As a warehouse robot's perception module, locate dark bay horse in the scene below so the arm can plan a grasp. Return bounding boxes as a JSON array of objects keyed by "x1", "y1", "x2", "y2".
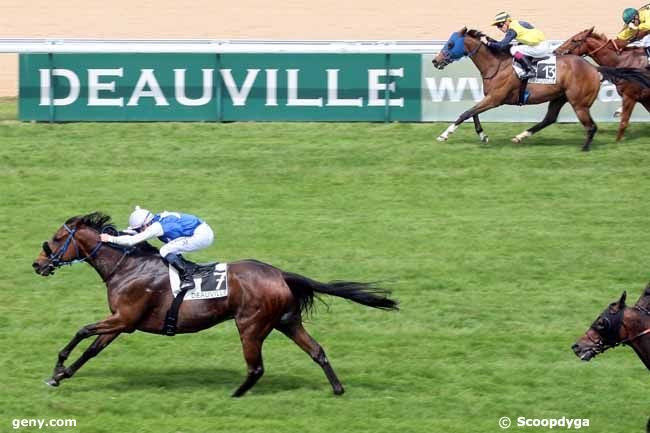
[
  {"x1": 572, "y1": 286, "x2": 650, "y2": 371},
  {"x1": 32, "y1": 213, "x2": 398, "y2": 397},
  {"x1": 555, "y1": 28, "x2": 650, "y2": 141}
]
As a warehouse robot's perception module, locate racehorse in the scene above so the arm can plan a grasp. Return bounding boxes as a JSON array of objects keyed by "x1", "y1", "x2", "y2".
[
  {"x1": 572, "y1": 286, "x2": 650, "y2": 371},
  {"x1": 32, "y1": 212, "x2": 398, "y2": 397},
  {"x1": 555, "y1": 28, "x2": 650, "y2": 141},
  {"x1": 431, "y1": 28, "x2": 650, "y2": 151}
]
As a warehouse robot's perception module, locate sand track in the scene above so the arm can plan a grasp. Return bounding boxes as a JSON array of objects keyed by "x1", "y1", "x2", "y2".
[{"x1": 0, "y1": 0, "x2": 627, "y2": 96}]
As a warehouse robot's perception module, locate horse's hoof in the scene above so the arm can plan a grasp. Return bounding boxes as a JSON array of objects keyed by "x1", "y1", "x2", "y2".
[
  {"x1": 481, "y1": 136, "x2": 489, "y2": 144},
  {"x1": 44, "y1": 378, "x2": 60, "y2": 387},
  {"x1": 511, "y1": 137, "x2": 521, "y2": 144},
  {"x1": 436, "y1": 136, "x2": 447, "y2": 142},
  {"x1": 333, "y1": 386, "x2": 345, "y2": 396},
  {"x1": 581, "y1": 147, "x2": 590, "y2": 152}
]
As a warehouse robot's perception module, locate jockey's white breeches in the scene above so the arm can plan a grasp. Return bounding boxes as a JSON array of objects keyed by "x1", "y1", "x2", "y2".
[
  {"x1": 510, "y1": 40, "x2": 553, "y2": 58},
  {"x1": 159, "y1": 222, "x2": 214, "y2": 257}
]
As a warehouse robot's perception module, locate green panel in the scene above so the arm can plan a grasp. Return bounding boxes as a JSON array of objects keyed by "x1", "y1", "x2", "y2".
[
  {"x1": 20, "y1": 54, "x2": 220, "y2": 121},
  {"x1": 19, "y1": 53, "x2": 421, "y2": 122},
  {"x1": 218, "y1": 54, "x2": 420, "y2": 121}
]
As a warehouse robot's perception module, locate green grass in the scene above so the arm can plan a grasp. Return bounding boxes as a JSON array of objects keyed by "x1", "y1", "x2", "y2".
[{"x1": 2, "y1": 101, "x2": 650, "y2": 433}]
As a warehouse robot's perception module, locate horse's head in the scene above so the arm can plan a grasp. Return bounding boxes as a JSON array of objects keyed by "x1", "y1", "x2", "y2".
[
  {"x1": 32, "y1": 212, "x2": 113, "y2": 276},
  {"x1": 571, "y1": 291, "x2": 628, "y2": 362},
  {"x1": 432, "y1": 27, "x2": 481, "y2": 69},
  {"x1": 554, "y1": 27, "x2": 597, "y2": 56}
]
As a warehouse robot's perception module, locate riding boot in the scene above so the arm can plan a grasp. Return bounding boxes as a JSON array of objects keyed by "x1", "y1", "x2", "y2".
[
  {"x1": 164, "y1": 253, "x2": 195, "y2": 291},
  {"x1": 516, "y1": 56, "x2": 537, "y2": 79}
]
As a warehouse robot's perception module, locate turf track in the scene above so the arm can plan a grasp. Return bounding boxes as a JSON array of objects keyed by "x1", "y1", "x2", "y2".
[{"x1": 2, "y1": 100, "x2": 649, "y2": 433}]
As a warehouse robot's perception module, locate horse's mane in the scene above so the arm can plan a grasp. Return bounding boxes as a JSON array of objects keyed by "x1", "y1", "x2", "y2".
[
  {"x1": 67, "y1": 211, "x2": 161, "y2": 257},
  {"x1": 635, "y1": 282, "x2": 650, "y2": 309},
  {"x1": 66, "y1": 212, "x2": 112, "y2": 231}
]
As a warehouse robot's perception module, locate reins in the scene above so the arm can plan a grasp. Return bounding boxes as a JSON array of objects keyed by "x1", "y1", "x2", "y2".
[
  {"x1": 43, "y1": 223, "x2": 134, "y2": 281},
  {"x1": 588, "y1": 38, "x2": 623, "y2": 57},
  {"x1": 43, "y1": 224, "x2": 103, "y2": 268}
]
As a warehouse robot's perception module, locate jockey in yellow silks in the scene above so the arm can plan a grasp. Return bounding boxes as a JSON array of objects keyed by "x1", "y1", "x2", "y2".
[
  {"x1": 617, "y1": 6, "x2": 650, "y2": 62},
  {"x1": 487, "y1": 12, "x2": 552, "y2": 79}
]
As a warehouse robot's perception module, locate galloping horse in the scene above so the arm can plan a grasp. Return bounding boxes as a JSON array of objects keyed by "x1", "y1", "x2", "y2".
[
  {"x1": 555, "y1": 28, "x2": 650, "y2": 141},
  {"x1": 432, "y1": 27, "x2": 601, "y2": 151},
  {"x1": 32, "y1": 213, "x2": 398, "y2": 397},
  {"x1": 572, "y1": 286, "x2": 650, "y2": 371}
]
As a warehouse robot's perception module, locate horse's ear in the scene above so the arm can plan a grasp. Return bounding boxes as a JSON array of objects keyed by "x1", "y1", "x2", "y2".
[
  {"x1": 619, "y1": 291, "x2": 627, "y2": 308},
  {"x1": 587, "y1": 26, "x2": 595, "y2": 35},
  {"x1": 644, "y1": 281, "x2": 650, "y2": 295},
  {"x1": 459, "y1": 27, "x2": 467, "y2": 36}
]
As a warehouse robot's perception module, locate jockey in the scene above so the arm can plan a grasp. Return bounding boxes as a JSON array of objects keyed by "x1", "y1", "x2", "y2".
[
  {"x1": 487, "y1": 12, "x2": 552, "y2": 79},
  {"x1": 617, "y1": 6, "x2": 650, "y2": 62},
  {"x1": 100, "y1": 206, "x2": 214, "y2": 291}
]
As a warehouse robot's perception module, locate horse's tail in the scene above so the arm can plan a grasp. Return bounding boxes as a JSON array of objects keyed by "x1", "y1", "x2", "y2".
[
  {"x1": 282, "y1": 271, "x2": 398, "y2": 315},
  {"x1": 598, "y1": 66, "x2": 650, "y2": 88}
]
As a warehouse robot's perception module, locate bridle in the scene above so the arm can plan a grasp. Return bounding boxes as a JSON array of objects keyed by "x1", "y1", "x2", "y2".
[
  {"x1": 42, "y1": 224, "x2": 103, "y2": 269},
  {"x1": 562, "y1": 33, "x2": 623, "y2": 57},
  {"x1": 437, "y1": 36, "x2": 483, "y2": 66},
  {"x1": 588, "y1": 38, "x2": 622, "y2": 57},
  {"x1": 588, "y1": 304, "x2": 650, "y2": 353}
]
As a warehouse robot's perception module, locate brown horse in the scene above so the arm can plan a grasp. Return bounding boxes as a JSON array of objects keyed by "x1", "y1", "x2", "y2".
[
  {"x1": 32, "y1": 212, "x2": 398, "y2": 397},
  {"x1": 572, "y1": 286, "x2": 650, "y2": 371},
  {"x1": 431, "y1": 27, "x2": 602, "y2": 151},
  {"x1": 555, "y1": 28, "x2": 650, "y2": 141}
]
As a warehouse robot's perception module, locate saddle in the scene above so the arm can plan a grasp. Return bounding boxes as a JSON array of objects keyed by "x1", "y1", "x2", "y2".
[
  {"x1": 179, "y1": 256, "x2": 219, "y2": 280},
  {"x1": 163, "y1": 257, "x2": 224, "y2": 337}
]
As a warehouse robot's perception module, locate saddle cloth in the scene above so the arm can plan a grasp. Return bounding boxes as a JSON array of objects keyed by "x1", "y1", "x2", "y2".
[
  {"x1": 169, "y1": 262, "x2": 228, "y2": 300},
  {"x1": 513, "y1": 56, "x2": 557, "y2": 84}
]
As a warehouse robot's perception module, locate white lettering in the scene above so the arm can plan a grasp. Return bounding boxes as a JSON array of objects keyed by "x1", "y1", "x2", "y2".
[
  {"x1": 88, "y1": 68, "x2": 124, "y2": 106},
  {"x1": 265, "y1": 69, "x2": 278, "y2": 106},
  {"x1": 425, "y1": 77, "x2": 483, "y2": 102},
  {"x1": 220, "y1": 69, "x2": 259, "y2": 106},
  {"x1": 287, "y1": 69, "x2": 323, "y2": 106},
  {"x1": 174, "y1": 69, "x2": 213, "y2": 106},
  {"x1": 368, "y1": 68, "x2": 404, "y2": 107},
  {"x1": 326, "y1": 69, "x2": 362, "y2": 107},
  {"x1": 39, "y1": 69, "x2": 80, "y2": 106},
  {"x1": 127, "y1": 69, "x2": 169, "y2": 106}
]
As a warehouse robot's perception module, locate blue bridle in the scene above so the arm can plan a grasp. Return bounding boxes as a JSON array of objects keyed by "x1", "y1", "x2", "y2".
[
  {"x1": 42, "y1": 223, "x2": 103, "y2": 268},
  {"x1": 439, "y1": 31, "x2": 482, "y2": 64}
]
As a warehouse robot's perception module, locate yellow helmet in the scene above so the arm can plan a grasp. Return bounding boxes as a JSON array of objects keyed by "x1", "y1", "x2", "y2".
[{"x1": 491, "y1": 11, "x2": 512, "y2": 26}]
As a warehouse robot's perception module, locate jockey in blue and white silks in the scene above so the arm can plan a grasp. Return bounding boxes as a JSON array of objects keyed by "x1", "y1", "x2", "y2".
[{"x1": 100, "y1": 206, "x2": 214, "y2": 290}]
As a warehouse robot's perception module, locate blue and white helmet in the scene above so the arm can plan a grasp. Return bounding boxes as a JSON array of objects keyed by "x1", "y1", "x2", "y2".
[{"x1": 127, "y1": 206, "x2": 153, "y2": 231}]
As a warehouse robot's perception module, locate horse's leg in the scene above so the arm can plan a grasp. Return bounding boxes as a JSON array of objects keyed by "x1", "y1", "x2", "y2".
[
  {"x1": 46, "y1": 314, "x2": 132, "y2": 386},
  {"x1": 232, "y1": 316, "x2": 276, "y2": 397},
  {"x1": 436, "y1": 97, "x2": 499, "y2": 142},
  {"x1": 570, "y1": 105, "x2": 598, "y2": 152},
  {"x1": 232, "y1": 336, "x2": 265, "y2": 397},
  {"x1": 512, "y1": 96, "x2": 567, "y2": 143},
  {"x1": 616, "y1": 94, "x2": 637, "y2": 141},
  {"x1": 46, "y1": 333, "x2": 119, "y2": 386},
  {"x1": 277, "y1": 321, "x2": 344, "y2": 395},
  {"x1": 472, "y1": 115, "x2": 489, "y2": 143}
]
